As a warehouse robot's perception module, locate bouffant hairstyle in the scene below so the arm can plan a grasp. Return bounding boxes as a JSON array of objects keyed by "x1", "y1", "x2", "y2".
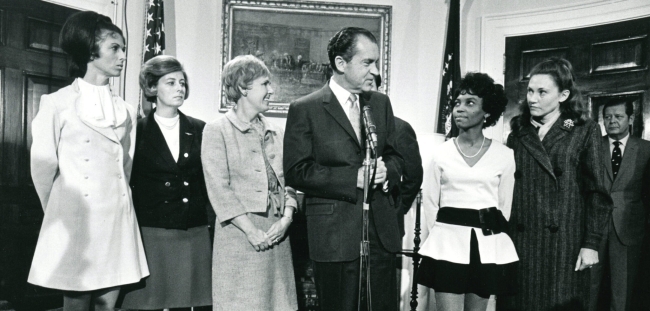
[
  {"x1": 60, "y1": 11, "x2": 125, "y2": 78},
  {"x1": 327, "y1": 27, "x2": 377, "y2": 74},
  {"x1": 454, "y1": 72, "x2": 508, "y2": 128},
  {"x1": 221, "y1": 55, "x2": 270, "y2": 103},
  {"x1": 511, "y1": 58, "x2": 587, "y2": 131},
  {"x1": 139, "y1": 55, "x2": 189, "y2": 103}
]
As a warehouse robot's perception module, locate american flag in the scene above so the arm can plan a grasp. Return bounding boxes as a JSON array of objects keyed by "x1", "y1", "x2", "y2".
[
  {"x1": 143, "y1": 0, "x2": 165, "y2": 62},
  {"x1": 436, "y1": 0, "x2": 460, "y2": 138},
  {"x1": 139, "y1": 0, "x2": 165, "y2": 116}
]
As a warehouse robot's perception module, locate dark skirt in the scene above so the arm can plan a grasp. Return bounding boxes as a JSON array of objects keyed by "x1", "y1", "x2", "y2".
[
  {"x1": 120, "y1": 225, "x2": 212, "y2": 309},
  {"x1": 416, "y1": 229, "x2": 518, "y2": 298}
]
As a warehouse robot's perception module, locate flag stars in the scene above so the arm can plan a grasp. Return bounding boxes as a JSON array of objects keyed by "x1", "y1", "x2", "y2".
[
  {"x1": 154, "y1": 43, "x2": 161, "y2": 54},
  {"x1": 147, "y1": 13, "x2": 154, "y2": 23},
  {"x1": 148, "y1": 0, "x2": 156, "y2": 7}
]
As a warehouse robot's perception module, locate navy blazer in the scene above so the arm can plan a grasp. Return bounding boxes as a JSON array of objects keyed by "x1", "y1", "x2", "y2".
[
  {"x1": 130, "y1": 109, "x2": 209, "y2": 229},
  {"x1": 283, "y1": 85, "x2": 404, "y2": 262}
]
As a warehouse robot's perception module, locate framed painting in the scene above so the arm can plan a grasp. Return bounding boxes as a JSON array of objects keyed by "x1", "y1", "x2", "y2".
[{"x1": 220, "y1": 0, "x2": 392, "y2": 113}]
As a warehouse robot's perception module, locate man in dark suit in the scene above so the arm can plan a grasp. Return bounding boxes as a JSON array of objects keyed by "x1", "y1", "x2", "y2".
[
  {"x1": 590, "y1": 99, "x2": 650, "y2": 311},
  {"x1": 283, "y1": 27, "x2": 403, "y2": 311},
  {"x1": 370, "y1": 74, "x2": 423, "y2": 235}
]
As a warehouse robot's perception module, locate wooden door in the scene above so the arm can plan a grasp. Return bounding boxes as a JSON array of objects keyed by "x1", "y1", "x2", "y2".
[
  {"x1": 504, "y1": 17, "x2": 650, "y2": 139},
  {"x1": 0, "y1": 0, "x2": 77, "y2": 309}
]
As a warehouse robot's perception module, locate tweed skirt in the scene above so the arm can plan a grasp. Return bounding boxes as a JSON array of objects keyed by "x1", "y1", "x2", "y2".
[
  {"x1": 416, "y1": 229, "x2": 518, "y2": 298},
  {"x1": 120, "y1": 225, "x2": 212, "y2": 309},
  {"x1": 212, "y1": 210, "x2": 297, "y2": 311}
]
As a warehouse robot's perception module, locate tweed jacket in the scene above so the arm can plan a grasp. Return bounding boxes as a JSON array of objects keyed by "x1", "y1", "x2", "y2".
[
  {"x1": 202, "y1": 109, "x2": 297, "y2": 225},
  {"x1": 130, "y1": 109, "x2": 209, "y2": 229},
  {"x1": 498, "y1": 115, "x2": 613, "y2": 310},
  {"x1": 283, "y1": 85, "x2": 403, "y2": 262},
  {"x1": 601, "y1": 135, "x2": 650, "y2": 245}
]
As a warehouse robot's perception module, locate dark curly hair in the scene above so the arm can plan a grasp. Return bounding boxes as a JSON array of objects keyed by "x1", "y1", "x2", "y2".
[
  {"x1": 454, "y1": 72, "x2": 508, "y2": 128},
  {"x1": 60, "y1": 11, "x2": 125, "y2": 78},
  {"x1": 511, "y1": 57, "x2": 587, "y2": 132},
  {"x1": 327, "y1": 27, "x2": 377, "y2": 75}
]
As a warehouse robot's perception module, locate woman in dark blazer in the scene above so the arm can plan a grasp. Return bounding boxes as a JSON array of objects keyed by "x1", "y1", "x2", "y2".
[
  {"x1": 497, "y1": 58, "x2": 612, "y2": 310},
  {"x1": 120, "y1": 55, "x2": 211, "y2": 311}
]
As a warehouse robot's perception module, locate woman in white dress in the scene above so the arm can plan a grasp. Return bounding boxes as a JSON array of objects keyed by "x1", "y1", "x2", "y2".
[
  {"x1": 416, "y1": 72, "x2": 518, "y2": 311},
  {"x1": 29, "y1": 11, "x2": 148, "y2": 311}
]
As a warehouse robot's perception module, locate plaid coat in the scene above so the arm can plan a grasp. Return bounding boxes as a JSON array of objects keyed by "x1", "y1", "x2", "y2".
[{"x1": 498, "y1": 115, "x2": 612, "y2": 311}]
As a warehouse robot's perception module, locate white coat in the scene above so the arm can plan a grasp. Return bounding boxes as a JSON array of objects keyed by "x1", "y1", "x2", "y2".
[{"x1": 28, "y1": 79, "x2": 149, "y2": 291}]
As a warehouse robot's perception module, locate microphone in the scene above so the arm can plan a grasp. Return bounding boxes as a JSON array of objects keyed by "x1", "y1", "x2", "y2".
[{"x1": 362, "y1": 105, "x2": 378, "y2": 152}]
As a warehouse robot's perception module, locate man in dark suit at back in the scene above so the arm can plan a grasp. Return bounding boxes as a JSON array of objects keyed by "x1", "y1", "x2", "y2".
[
  {"x1": 283, "y1": 27, "x2": 403, "y2": 311},
  {"x1": 370, "y1": 74, "x2": 423, "y2": 235},
  {"x1": 590, "y1": 99, "x2": 650, "y2": 311}
]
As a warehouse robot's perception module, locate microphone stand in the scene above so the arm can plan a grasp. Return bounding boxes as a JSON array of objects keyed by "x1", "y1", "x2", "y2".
[{"x1": 359, "y1": 115, "x2": 377, "y2": 311}]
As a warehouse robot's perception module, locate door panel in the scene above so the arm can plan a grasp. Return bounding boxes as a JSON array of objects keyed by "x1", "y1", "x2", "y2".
[
  {"x1": 0, "y1": 0, "x2": 76, "y2": 309},
  {"x1": 504, "y1": 17, "x2": 650, "y2": 140}
]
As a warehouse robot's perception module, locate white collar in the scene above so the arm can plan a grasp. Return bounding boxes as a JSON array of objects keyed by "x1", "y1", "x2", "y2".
[
  {"x1": 329, "y1": 78, "x2": 357, "y2": 107},
  {"x1": 608, "y1": 132, "x2": 630, "y2": 147}
]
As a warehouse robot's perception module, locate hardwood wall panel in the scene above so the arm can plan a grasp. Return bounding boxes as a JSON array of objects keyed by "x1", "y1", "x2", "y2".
[
  {"x1": 26, "y1": 17, "x2": 64, "y2": 53},
  {"x1": 591, "y1": 36, "x2": 646, "y2": 74}
]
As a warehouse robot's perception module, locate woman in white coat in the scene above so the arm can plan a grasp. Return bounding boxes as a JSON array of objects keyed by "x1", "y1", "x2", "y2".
[{"x1": 29, "y1": 11, "x2": 148, "y2": 311}]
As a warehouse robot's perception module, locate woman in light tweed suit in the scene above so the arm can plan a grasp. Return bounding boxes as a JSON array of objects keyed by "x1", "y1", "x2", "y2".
[
  {"x1": 202, "y1": 55, "x2": 298, "y2": 311},
  {"x1": 498, "y1": 58, "x2": 612, "y2": 310}
]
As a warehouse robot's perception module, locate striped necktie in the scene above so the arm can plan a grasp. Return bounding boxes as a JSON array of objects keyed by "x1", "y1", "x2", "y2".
[{"x1": 347, "y1": 93, "x2": 361, "y2": 143}]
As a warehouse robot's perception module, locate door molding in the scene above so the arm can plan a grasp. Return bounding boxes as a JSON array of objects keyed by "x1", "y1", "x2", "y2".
[{"x1": 480, "y1": 0, "x2": 650, "y2": 82}]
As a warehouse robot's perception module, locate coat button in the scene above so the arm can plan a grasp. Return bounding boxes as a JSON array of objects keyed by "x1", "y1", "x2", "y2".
[
  {"x1": 84, "y1": 176, "x2": 89, "y2": 179},
  {"x1": 182, "y1": 198, "x2": 189, "y2": 203},
  {"x1": 514, "y1": 171, "x2": 522, "y2": 179},
  {"x1": 554, "y1": 168, "x2": 563, "y2": 177},
  {"x1": 118, "y1": 175, "x2": 122, "y2": 179},
  {"x1": 85, "y1": 139, "x2": 90, "y2": 143},
  {"x1": 165, "y1": 182, "x2": 171, "y2": 187},
  {"x1": 116, "y1": 158, "x2": 120, "y2": 162},
  {"x1": 548, "y1": 225, "x2": 559, "y2": 233},
  {"x1": 269, "y1": 154, "x2": 275, "y2": 159},
  {"x1": 183, "y1": 181, "x2": 189, "y2": 186},
  {"x1": 84, "y1": 158, "x2": 89, "y2": 162},
  {"x1": 184, "y1": 153, "x2": 189, "y2": 158},
  {"x1": 516, "y1": 224, "x2": 525, "y2": 232}
]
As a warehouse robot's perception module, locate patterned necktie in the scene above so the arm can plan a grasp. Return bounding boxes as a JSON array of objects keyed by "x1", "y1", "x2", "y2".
[
  {"x1": 347, "y1": 93, "x2": 361, "y2": 143},
  {"x1": 612, "y1": 141, "x2": 622, "y2": 179}
]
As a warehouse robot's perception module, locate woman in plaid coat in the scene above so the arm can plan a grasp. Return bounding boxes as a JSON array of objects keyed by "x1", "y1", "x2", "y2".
[{"x1": 497, "y1": 58, "x2": 612, "y2": 310}]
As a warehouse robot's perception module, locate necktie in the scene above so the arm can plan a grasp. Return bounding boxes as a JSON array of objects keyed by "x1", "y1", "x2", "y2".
[
  {"x1": 347, "y1": 94, "x2": 361, "y2": 143},
  {"x1": 612, "y1": 141, "x2": 622, "y2": 179}
]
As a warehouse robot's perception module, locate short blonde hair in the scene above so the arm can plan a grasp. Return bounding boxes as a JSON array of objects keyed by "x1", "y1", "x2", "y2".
[
  {"x1": 139, "y1": 55, "x2": 189, "y2": 103},
  {"x1": 222, "y1": 55, "x2": 270, "y2": 103}
]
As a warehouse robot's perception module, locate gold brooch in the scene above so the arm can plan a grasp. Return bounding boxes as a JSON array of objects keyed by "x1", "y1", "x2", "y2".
[{"x1": 563, "y1": 119, "x2": 574, "y2": 129}]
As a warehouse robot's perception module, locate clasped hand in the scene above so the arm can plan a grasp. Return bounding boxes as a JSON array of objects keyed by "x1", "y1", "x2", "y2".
[
  {"x1": 357, "y1": 156, "x2": 387, "y2": 189},
  {"x1": 246, "y1": 217, "x2": 291, "y2": 252}
]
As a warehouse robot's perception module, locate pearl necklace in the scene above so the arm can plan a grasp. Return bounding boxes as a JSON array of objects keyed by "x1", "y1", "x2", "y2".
[{"x1": 454, "y1": 136, "x2": 486, "y2": 158}]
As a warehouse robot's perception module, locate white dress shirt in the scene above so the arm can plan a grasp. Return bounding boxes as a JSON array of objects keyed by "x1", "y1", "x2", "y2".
[
  {"x1": 329, "y1": 78, "x2": 358, "y2": 120},
  {"x1": 608, "y1": 133, "x2": 630, "y2": 157}
]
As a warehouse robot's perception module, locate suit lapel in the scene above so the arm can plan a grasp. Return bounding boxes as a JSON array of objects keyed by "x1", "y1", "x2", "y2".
[
  {"x1": 321, "y1": 85, "x2": 361, "y2": 148},
  {"x1": 518, "y1": 124, "x2": 556, "y2": 179},
  {"x1": 144, "y1": 111, "x2": 179, "y2": 170},
  {"x1": 613, "y1": 136, "x2": 638, "y2": 189},
  {"x1": 602, "y1": 136, "x2": 614, "y2": 183},
  {"x1": 176, "y1": 111, "x2": 196, "y2": 168}
]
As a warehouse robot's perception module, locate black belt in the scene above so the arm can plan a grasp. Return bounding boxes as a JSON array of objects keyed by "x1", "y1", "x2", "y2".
[{"x1": 436, "y1": 207, "x2": 509, "y2": 236}]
